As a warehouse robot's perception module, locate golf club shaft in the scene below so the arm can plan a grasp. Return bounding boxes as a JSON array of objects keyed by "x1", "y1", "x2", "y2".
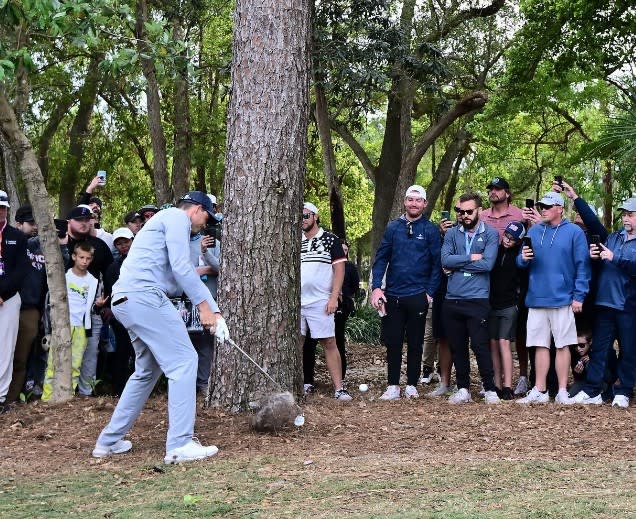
[{"x1": 226, "y1": 338, "x2": 283, "y2": 390}]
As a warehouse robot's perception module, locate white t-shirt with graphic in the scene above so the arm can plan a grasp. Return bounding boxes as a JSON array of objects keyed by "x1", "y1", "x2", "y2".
[
  {"x1": 66, "y1": 270, "x2": 92, "y2": 327},
  {"x1": 300, "y1": 227, "x2": 346, "y2": 306}
]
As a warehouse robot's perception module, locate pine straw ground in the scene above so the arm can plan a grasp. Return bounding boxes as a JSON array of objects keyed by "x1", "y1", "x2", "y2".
[{"x1": 1, "y1": 342, "x2": 636, "y2": 517}]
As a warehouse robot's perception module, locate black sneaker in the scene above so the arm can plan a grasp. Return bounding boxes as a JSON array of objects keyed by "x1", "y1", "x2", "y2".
[{"x1": 500, "y1": 387, "x2": 514, "y2": 401}]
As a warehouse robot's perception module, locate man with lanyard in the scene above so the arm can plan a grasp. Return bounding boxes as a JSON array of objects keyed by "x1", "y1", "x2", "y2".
[
  {"x1": 573, "y1": 197, "x2": 636, "y2": 407},
  {"x1": 371, "y1": 185, "x2": 441, "y2": 400},
  {"x1": 93, "y1": 191, "x2": 230, "y2": 464},
  {"x1": 441, "y1": 191, "x2": 500, "y2": 404},
  {"x1": 0, "y1": 190, "x2": 29, "y2": 413}
]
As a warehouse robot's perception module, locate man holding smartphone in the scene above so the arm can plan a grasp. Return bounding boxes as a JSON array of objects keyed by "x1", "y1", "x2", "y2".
[
  {"x1": 372, "y1": 185, "x2": 442, "y2": 400},
  {"x1": 481, "y1": 177, "x2": 524, "y2": 239},
  {"x1": 516, "y1": 191, "x2": 590, "y2": 404}
]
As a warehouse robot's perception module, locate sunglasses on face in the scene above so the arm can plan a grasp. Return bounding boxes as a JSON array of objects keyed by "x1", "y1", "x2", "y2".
[
  {"x1": 302, "y1": 213, "x2": 313, "y2": 220},
  {"x1": 454, "y1": 208, "x2": 475, "y2": 216},
  {"x1": 537, "y1": 204, "x2": 554, "y2": 210}
]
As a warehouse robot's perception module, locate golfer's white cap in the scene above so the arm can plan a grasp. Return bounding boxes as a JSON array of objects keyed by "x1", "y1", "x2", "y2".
[
  {"x1": 303, "y1": 202, "x2": 319, "y2": 215},
  {"x1": 405, "y1": 185, "x2": 426, "y2": 200}
]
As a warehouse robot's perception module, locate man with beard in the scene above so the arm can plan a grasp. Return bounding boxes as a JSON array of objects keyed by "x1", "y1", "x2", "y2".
[
  {"x1": 300, "y1": 202, "x2": 351, "y2": 401},
  {"x1": 441, "y1": 191, "x2": 500, "y2": 404},
  {"x1": 516, "y1": 191, "x2": 590, "y2": 405},
  {"x1": 481, "y1": 177, "x2": 524, "y2": 239},
  {"x1": 371, "y1": 185, "x2": 441, "y2": 400},
  {"x1": 64, "y1": 205, "x2": 114, "y2": 396}
]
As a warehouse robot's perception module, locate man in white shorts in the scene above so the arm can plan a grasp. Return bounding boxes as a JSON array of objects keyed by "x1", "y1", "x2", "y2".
[
  {"x1": 300, "y1": 202, "x2": 351, "y2": 401},
  {"x1": 516, "y1": 191, "x2": 590, "y2": 404}
]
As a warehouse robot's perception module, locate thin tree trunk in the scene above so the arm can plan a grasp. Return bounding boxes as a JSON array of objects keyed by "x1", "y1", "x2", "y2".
[
  {"x1": 442, "y1": 152, "x2": 463, "y2": 211},
  {"x1": 0, "y1": 91, "x2": 73, "y2": 403},
  {"x1": 171, "y1": 16, "x2": 191, "y2": 198},
  {"x1": 58, "y1": 54, "x2": 102, "y2": 216},
  {"x1": 209, "y1": 0, "x2": 311, "y2": 410},
  {"x1": 37, "y1": 96, "x2": 74, "y2": 184},
  {"x1": 136, "y1": 0, "x2": 170, "y2": 204},
  {"x1": 603, "y1": 161, "x2": 613, "y2": 229},
  {"x1": 0, "y1": 131, "x2": 21, "y2": 221}
]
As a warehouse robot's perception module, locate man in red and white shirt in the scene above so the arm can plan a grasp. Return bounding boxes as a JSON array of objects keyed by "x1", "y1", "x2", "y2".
[
  {"x1": 481, "y1": 177, "x2": 525, "y2": 239},
  {"x1": 300, "y1": 202, "x2": 351, "y2": 401}
]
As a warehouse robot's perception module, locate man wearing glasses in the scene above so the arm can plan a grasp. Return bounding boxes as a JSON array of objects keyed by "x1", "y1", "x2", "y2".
[
  {"x1": 441, "y1": 192, "x2": 500, "y2": 404},
  {"x1": 371, "y1": 185, "x2": 441, "y2": 400},
  {"x1": 300, "y1": 202, "x2": 352, "y2": 401},
  {"x1": 516, "y1": 191, "x2": 590, "y2": 405},
  {"x1": 572, "y1": 198, "x2": 636, "y2": 407}
]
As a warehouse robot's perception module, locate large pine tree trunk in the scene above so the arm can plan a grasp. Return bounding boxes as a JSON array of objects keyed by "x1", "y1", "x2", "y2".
[
  {"x1": 208, "y1": 0, "x2": 311, "y2": 410},
  {"x1": 0, "y1": 91, "x2": 73, "y2": 403}
]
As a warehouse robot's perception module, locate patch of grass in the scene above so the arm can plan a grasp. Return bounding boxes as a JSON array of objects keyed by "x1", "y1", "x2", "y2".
[
  {"x1": 1, "y1": 458, "x2": 634, "y2": 518},
  {"x1": 345, "y1": 304, "x2": 382, "y2": 345}
]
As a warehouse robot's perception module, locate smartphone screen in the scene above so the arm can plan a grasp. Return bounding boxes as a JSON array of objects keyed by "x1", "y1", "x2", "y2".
[
  {"x1": 525, "y1": 199, "x2": 535, "y2": 209},
  {"x1": 97, "y1": 170, "x2": 107, "y2": 185},
  {"x1": 591, "y1": 235, "x2": 601, "y2": 246},
  {"x1": 441, "y1": 210, "x2": 450, "y2": 220},
  {"x1": 522, "y1": 236, "x2": 533, "y2": 249},
  {"x1": 54, "y1": 218, "x2": 68, "y2": 238}
]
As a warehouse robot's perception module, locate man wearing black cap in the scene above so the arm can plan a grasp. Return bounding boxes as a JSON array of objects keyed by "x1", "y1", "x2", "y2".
[
  {"x1": 5, "y1": 206, "x2": 47, "y2": 405},
  {"x1": 64, "y1": 205, "x2": 114, "y2": 396},
  {"x1": 0, "y1": 191, "x2": 29, "y2": 413},
  {"x1": 481, "y1": 177, "x2": 524, "y2": 240},
  {"x1": 138, "y1": 204, "x2": 159, "y2": 226},
  {"x1": 93, "y1": 191, "x2": 230, "y2": 464},
  {"x1": 123, "y1": 210, "x2": 143, "y2": 235}
]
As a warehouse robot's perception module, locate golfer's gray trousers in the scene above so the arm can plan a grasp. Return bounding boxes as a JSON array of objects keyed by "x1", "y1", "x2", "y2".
[{"x1": 97, "y1": 288, "x2": 198, "y2": 452}]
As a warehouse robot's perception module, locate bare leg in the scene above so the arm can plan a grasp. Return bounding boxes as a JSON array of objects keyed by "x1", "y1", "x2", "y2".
[
  {"x1": 438, "y1": 339, "x2": 452, "y2": 386},
  {"x1": 555, "y1": 346, "x2": 571, "y2": 391},
  {"x1": 320, "y1": 337, "x2": 343, "y2": 390},
  {"x1": 499, "y1": 339, "x2": 513, "y2": 388},
  {"x1": 533, "y1": 347, "x2": 549, "y2": 391}
]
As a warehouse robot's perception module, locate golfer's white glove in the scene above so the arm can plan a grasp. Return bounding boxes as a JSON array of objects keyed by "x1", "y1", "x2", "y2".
[{"x1": 214, "y1": 317, "x2": 230, "y2": 343}]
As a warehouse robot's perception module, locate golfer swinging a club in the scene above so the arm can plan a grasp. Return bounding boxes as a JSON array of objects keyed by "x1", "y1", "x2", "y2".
[{"x1": 92, "y1": 191, "x2": 230, "y2": 464}]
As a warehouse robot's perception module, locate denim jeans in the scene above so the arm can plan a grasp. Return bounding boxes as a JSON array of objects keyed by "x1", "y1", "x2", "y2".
[{"x1": 583, "y1": 306, "x2": 636, "y2": 398}]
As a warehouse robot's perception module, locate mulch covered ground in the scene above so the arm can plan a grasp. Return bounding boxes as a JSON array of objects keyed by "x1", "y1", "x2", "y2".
[{"x1": 2, "y1": 342, "x2": 635, "y2": 477}]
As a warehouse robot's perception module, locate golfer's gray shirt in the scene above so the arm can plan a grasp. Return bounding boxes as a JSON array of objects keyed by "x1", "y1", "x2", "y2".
[{"x1": 114, "y1": 207, "x2": 220, "y2": 312}]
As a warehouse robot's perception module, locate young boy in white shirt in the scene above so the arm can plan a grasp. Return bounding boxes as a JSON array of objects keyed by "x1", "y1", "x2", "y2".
[{"x1": 42, "y1": 242, "x2": 107, "y2": 401}]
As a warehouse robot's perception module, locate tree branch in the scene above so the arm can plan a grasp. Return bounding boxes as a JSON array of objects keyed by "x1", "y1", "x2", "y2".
[{"x1": 329, "y1": 119, "x2": 377, "y2": 184}]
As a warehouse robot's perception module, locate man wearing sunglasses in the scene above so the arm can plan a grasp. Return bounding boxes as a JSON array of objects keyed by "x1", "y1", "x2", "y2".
[
  {"x1": 371, "y1": 185, "x2": 441, "y2": 400},
  {"x1": 516, "y1": 191, "x2": 590, "y2": 405},
  {"x1": 441, "y1": 192, "x2": 500, "y2": 404}
]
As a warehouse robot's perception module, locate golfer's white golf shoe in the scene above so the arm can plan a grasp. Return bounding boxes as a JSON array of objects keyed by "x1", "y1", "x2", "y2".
[{"x1": 164, "y1": 438, "x2": 218, "y2": 464}]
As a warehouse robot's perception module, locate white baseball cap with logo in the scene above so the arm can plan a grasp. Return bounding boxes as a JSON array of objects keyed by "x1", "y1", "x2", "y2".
[
  {"x1": 112, "y1": 227, "x2": 135, "y2": 242},
  {"x1": 0, "y1": 190, "x2": 10, "y2": 207},
  {"x1": 404, "y1": 185, "x2": 426, "y2": 200}
]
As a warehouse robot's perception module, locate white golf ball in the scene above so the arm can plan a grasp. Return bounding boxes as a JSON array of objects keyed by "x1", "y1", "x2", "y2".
[
  {"x1": 359, "y1": 384, "x2": 369, "y2": 392},
  {"x1": 294, "y1": 415, "x2": 305, "y2": 427}
]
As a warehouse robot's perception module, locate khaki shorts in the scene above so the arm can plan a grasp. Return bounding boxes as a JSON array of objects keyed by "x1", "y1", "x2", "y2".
[
  {"x1": 300, "y1": 300, "x2": 335, "y2": 339},
  {"x1": 526, "y1": 306, "x2": 578, "y2": 348}
]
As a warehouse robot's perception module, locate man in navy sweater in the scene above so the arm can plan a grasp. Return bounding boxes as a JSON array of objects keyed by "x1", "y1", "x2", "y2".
[
  {"x1": 517, "y1": 191, "x2": 590, "y2": 405},
  {"x1": 573, "y1": 197, "x2": 636, "y2": 407},
  {"x1": 371, "y1": 185, "x2": 441, "y2": 400}
]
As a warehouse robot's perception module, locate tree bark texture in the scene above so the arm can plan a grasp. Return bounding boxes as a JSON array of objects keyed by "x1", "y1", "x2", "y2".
[
  {"x1": 37, "y1": 96, "x2": 75, "y2": 184},
  {"x1": 0, "y1": 91, "x2": 73, "y2": 403},
  {"x1": 0, "y1": 131, "x2": 21, "y2": 221},
  {"x1": 171, "y1": 16, "x2": 192, "y2": 199},
  {"x1": 136, "y1": 0, "x2": 171, "y2": 205},
  {"x1": 603, "y1": 161, "x2": 613, "y2": 229},
  {"x1": 209, "y1": 0, "x2": 311, "y2": 411},
  {"x1": 58, "y1": 54, "x2": 102, "y2": 216}
]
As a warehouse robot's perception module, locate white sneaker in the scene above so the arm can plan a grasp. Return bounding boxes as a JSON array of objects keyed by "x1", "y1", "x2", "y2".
[
  {"x1": 303, "y1": 384, "x2": 314, "y2": 396},
  {"x1": 572, "y1": 390, "x2": 590, "y2": 404},
  {"x1": 516, "y1": 387, "x2": 549, "y2": 404},
  {"x1": 555, "y1": 389, "x2": 574, "y2": 405},
  {"x1": 612, "y1": 395, "x2": 629, "y2": 408},
  {"x1": 581, "y1": 393, "x2": 603, "y2": 405},
  {"x1": 164, "y1": 438, "x2": 218, "y2": 464},
  {"x1": 513, "y1": 376, "x2": 529, "y2": 396},
  {"x1": 404, "y1": 385, "x2": 419, "y2": 399},
  {"x1": 426, "y1": 383, "x2": 449, "y2": 398},
  {"x1": 334, "y1": 388, "x2": 352, "y2": 401},
  {"x1": 484, "y1": 390, "x2": 500, "y2": 404},
  {"x1": 478, "y1": 384, "x2": 485, "y2": 397},
  {"x1": 379, "y1": 385, "x2": 400, "y2": 400},
  {"x1": 419, "y1": 368, "x2": 439, "y2": 385},
  {"x1": 449, "y1": 388, "x2": 472, "y2": 404},
  {"x1": 92, "y1": 439, "x2": 132, "y2": 458}
]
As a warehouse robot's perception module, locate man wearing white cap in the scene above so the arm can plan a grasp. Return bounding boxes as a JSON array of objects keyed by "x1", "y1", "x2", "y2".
[
  {"x1": 517, "y1": 191, "x2": 590, "y2": 404},
  {"x1": 0, "y1": 190, "x2": 29, "y2": 413},
  {"x1": 573, "y1": 197, "x2": 636, "y2": 407},
  {"x1": 300, "y1": 201, "x2": 352, "y2": 401},
  {"x1": 371, "y1": 185, "x2": 442, "y2": 400}
]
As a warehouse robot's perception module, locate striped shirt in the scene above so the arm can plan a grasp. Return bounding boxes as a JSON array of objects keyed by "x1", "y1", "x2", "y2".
[{"x1": 301, "y1": 228, "x2": 345, "y2": 306}]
